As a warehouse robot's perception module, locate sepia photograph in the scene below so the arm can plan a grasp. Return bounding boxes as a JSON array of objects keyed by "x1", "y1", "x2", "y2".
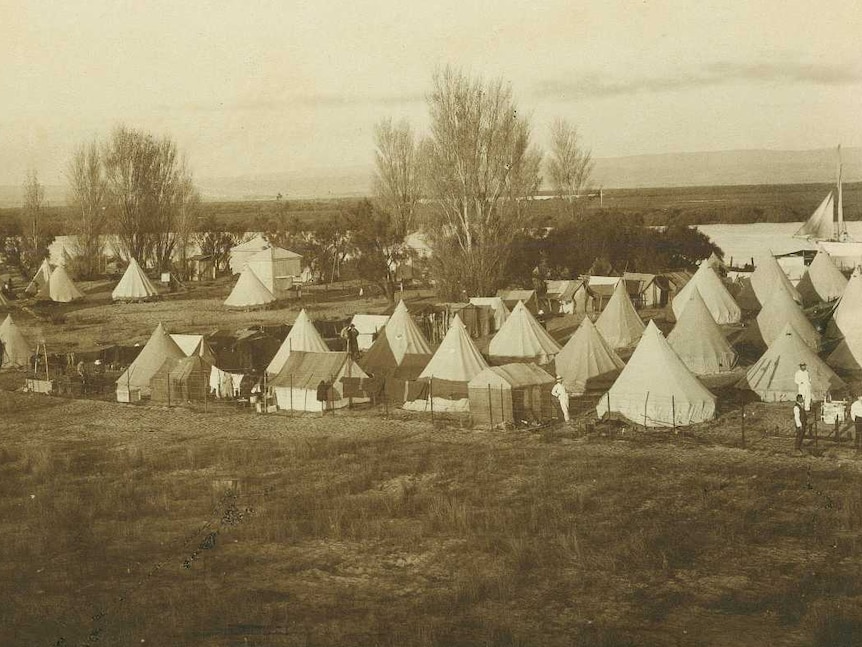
[{"x1": 1, "y1": 1, "x2": 861, "y2": 645}]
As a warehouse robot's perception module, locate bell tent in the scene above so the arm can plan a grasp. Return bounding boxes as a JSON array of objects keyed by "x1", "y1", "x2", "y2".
[
  {"x1": 266, "y1": 309, "x2": 329, "y2": 375},
  {"x1": 403, "y1": 314, "x2": 489, "y2": 413},
  {"x1": 46, "y1": 265, "x2": 85, "y2": 303},
  {"x1": 116, "y1": 323, "x2": 186, "y2": 397},
  {"x1": 0, "y1": 314, "x2": 32, "y2": 369},
  {"x1": 671, "y1": 263, "x2": 741, "y2": 324},
  {"x1": 596, "y1": 320, "x2": 716, "y2": 427},
  {"x1": 738, "y1": 324, "x2": 844, "y2": 402},
  {"x1": 737, "y1": 254, "x2": 801, "y2": 311},
  {"x1": 112, "y1": 258, "x2": 159, "y2": 301},
  {"x1": 25, "y1": 259, "x2": 53, "y2": 297},
  {"x1": 826, "y1": 271, "x2": 862, "y2": 340},
  {"x1": 755, "y1": 285, "x2": 820, "y2": 351},
  {"x1": 595, "y1": 279, "x2": 645, "y2": 350},
  {"x1": 667, "y1": 290, "x2": 737, "y2": 375},
  {"x1": 224, "y1": 265, "x2": 275, "y2": 309},
  {"x1": 554, "y1": 317, "x2": 624, "y2": 395},
  {"x1": 488, "y1": 301, "x2": 561, "y2": 365},
  {"x1": 795, "y1": 251, "x2": 848, "y2": 306}
]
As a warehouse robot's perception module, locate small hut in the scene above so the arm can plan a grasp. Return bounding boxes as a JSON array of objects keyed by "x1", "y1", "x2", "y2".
[{"x1": 468, "y1": 364, "x2": 556, "y2": 427}]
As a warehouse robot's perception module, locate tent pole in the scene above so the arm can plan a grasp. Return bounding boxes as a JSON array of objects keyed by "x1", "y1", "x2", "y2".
[
  {"x1": 43, "y1": 343, "x2": 49, "y2": 382},
  {"x1": 644, "y1": 392, "x2": 649, "y2": 429},
  {"x1": 672, "y1": 395, "x2": 676, "y2": 432},
  {"x1": 488, "y1": 385, "x2": 493, "y2": 430}
]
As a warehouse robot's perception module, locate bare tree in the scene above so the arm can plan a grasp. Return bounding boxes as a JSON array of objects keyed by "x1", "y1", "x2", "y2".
[
  {"x1": 373, "y1": 118, "x2": 419, "y2": 238},
  {"x1": 421, "y1": 66, "x2": 542, "y2": 298},
  {"x1": 67, "y1": 140, "x2": 108, "y2": 277},
  {"x1": 21, "y1": 170, "x2": 51, "y2": 273},
  {"x1": 173, "y1": 163, "x2": 201, "y2": 278},
  {"x1": 102, "y1": 125, "x2": 186, "y2": 270},
  {"x1": 547, "y1": 118, "x2": 594, "y2": 218}
]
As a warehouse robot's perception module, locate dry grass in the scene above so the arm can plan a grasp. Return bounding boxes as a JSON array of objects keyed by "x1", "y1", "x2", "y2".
[{"x1": 3, "y1": 391, "x2": 862, "y2": 646}]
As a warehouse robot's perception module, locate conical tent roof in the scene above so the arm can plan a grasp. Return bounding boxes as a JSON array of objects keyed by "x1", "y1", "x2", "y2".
[
  {"x1": 266, "y1": 308, "x2": 329, "y2": 375},
  {"x1": 0, "y1": 291, "x2": 9, "y2": 307},
  {"x1": 595, "y1": 279, "x2": 645, "y2": 349},
  {"x1": 224, "y1": 265, "x2": 275, "y2": 308},
  {"x1": 828, "y1": 271, "x2": 862, "y2": 339},
  {"x1": 705, "y1": 252, "x2": 725, "y2": 270},
  {"x1": 555, "y1": 317, "x2": 624, "y2": 395},
  {"x1": 756, "y1": 285, "x2": 820, "y2": 351},
  {"x1": 112, "y1": 258, "x2": 159, "y2": 301},
  {"x1": 748, "y1": 254, "x2": 802, "y2": 308},
  {"x1": 672, "y1": 263, "x2": 741, "y2": 324},
  {"x1": 667, "y1": 290, "x2": 737, "y2": 375},
  {"x1": 827, "y1": 334, "x2": 862, "y2": 372},
  {"x1": 596, "y1": 320, "x2": 716, "y2": 427},
  {"x1": 0, "y1": 314, "x2": 32, "y2": 368},
  {"x1": 419, "y1": 314, "x2": 489, "y2": 382},
  {"x1": 796, "y1": 251, "x2": 847, "y2": 306},
  {"x1": 25, "y1": 259, "x2": 52, "y2": 296},
  {"x1": 488, "y1": 301, "x2": 561, "y2": 363},
  {"x1": 739, "y1": 324, "x2": 844, "y2": 402},
  {"x1": 116, "y1": 323, "x2": 186, "y2": 395},
  {"x1": 47, "y1": 265, "x2": 85, "y2": 302},
  {"x1": 370, "y1": 300, "x2": 433, "y2": 365}
]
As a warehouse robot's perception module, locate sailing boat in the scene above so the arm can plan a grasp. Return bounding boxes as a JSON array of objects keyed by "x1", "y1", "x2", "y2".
[{"x1": 794, "y1": 146, "x2": 862, "y2": 271}]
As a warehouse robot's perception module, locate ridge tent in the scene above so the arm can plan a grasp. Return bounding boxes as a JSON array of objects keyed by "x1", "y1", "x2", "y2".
[
  {"x1": 245, "y1": 246, "x2": 300, "y2": 299},
  {"x1": 151, "y1": 355, "x2": 213, "y2": 404},
  {"x1": 25, "y1": 259, "x2": 53, "y2": 297},
  {"x1": 488, "y1": 301, "x2": 561, "y2": 365},
  {"x1": 112, "y1": 258, "x2": 159, "y2": 301},
  {"x1": 266, "y1": 308, "x2": 329, "y2": 375},
  {"x1": 224, "y1": 265, "x2": 275, "y2": 309},
  {"x1": 755, "y1": 285, "x2": 821, "y2": 351},
  {"x1": 738, "y1": 324, "x2": 844, "y2": 402},
  {"x1": 468, "y1": 296, "x2": 511, "y2": 331},
  {"x1": 269, "y1": 350, "x2": 369, "y2": 411},
  {"x1": 0, "y1": 314, "x2": 32, "y2": 369},
  {"x1": 796, "y1": 251, "x2": 848, "y2": 306},
  {"x1": 595, "y1": 279, "x2": 645, "y2": 350},
  {"x1": 46, "y1": 265, "x2": 85, "y2": 303},
  {"x1": 554, "y1": 316, "x2": 624, "y2": 395},
  {"x1": 671, "y1": 263, "x2": 741, "y2": 324},
  {"x1": 115, "y1": 323, "x2": 186, "y2": 397},
  {"x1": 596, "y1": 320, "x2": 716, "y2": 427},
  {"x1": 667, "y1": 290, "x2": 737, "y2": 375},
  {"x1": 229, "y1": 234, "x2": 269, "y2": 275},
  {"x1": 496, "y1": 289, "x2": 539, "y2": 314},
  {"x1": 403, "y1": 314, "x2": 489, "y2": 413},
  {"x1": 468, "y1": 363, "x2": 556, "y2": 427}
]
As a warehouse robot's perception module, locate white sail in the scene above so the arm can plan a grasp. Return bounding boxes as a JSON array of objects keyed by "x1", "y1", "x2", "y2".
[{"x1": 794, "y1": 192, "x2": 834, "y2": 241}]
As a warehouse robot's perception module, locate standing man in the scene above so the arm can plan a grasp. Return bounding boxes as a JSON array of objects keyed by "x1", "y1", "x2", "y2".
[
  {"x1": 794, "y1": 362, "x2": 812, "y2": 412},
  {"x1": 551, "y1": 376, "x2": 570, "y2": 424},
  {"x1": 794, "y1": 394, "x2": 808, "y2": 452},
  {"x1": 345, "y1": 323, "x2": 360, "y2": 360},
  {"x1": 851, "y1": 395, "x2": 862, "y2": 451}
]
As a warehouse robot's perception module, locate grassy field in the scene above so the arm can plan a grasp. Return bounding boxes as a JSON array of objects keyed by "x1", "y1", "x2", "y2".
[{"x1": 2, "y1": 387, "x2": 862, "y2": 646}]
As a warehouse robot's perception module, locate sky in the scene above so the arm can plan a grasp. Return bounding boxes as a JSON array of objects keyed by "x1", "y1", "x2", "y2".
[{"x1": 1, "y1": 0, "x2": 861, "y2": 187}]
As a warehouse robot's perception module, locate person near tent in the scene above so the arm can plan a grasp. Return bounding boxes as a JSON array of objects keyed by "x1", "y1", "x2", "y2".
[
  {"x1": 794, "y1": 394, "x2": 808, "y2": 452},
  {"x1": 537, "y1": 309, "x2": 547, "y2": 330},
  {"x1": 852, "y1": 395, "x2": 862, "y2": 451},
  {"x1": 795, "y1": 362, "x2": 812, "y2": 411},
  {"x1": 345, "y1": 323, "x2": 359, "y2": 360},
  {"x1": 316, "y1": 379, "x2": 330, "y2": 416},
  {"x1": 551, "y1": 375, "x2": 570, "y2": 423}
]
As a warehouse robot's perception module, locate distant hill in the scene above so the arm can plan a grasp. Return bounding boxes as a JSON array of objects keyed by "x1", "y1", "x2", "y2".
[{"x1": 0, "y1": 147, "x2": 858, "y2": 206}]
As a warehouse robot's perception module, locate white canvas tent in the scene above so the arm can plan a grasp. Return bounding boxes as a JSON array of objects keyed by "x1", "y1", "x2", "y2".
[
  {"x1": 170, "y1": 334, "x2": 217, "y2": 365},
  {"x1": 596, "y1": 320, "x2": 716, "y2": 427},
  {"x1": 739, "y1": 324, "x2": 844, "y2": 402},
  {"x1": 403, "y1": 314, "x2": 489, "y2": 413},
  {"x1": 667, "y1": 290, "x2": 737, "y2": 375},
  {"x1": 468, "y1": 297, "x2": 511, "y2": 331},
  {"x1": 350, "y1": 314, "x2": 391, "y2": 351},
  {"x1": 25, "y1": 259, "x2": 52, "y2": 297},
  {"x1": 112, "y1": 258, "x2": 159, "y2": 301},
  {"x1": 0, "y1": 314, "x2": 32, "y2": 369},
  {"x1": 827, "y1": 271, "x2": 862, "y2": 339},
  {"x1": 224, "y1": 265, "x2": 275, "y2": 309},
  {"x1": 795, "y1": 251, "x2": 848, "y2": 306},
  {"x1": 749, "y1": 254, "x2": 802, "y2": 308},
  {"x1": 554, "y1": 317, "x2": 624, "y2": 395},
  {"x1": 595, "y1": 279, "x2": 645, "y2": 349},
  {"x1": 671, "y1": 263, "x2": 741, "y2": 324},
  {"x1": 46, "y1": 265, "x2": 85, "y2": 303},
  {"x1": 116, "y1": 323, "x2": 186, "y2": 397},
  {"x1": 266, "y1": 308, "x2": 329, "y2": 375},
  {"x1": 245, "y1": 246, "x2": 300, "y2": 299},
  {"x1": 488, "y1": 301, "x2": 561, "y2": 364},
  {"x1": 229, "y1": 234, "x2": 269, "y2": 275},
  {"x1": 755, "y1": 285, "x2": 820, "y2": 351},
  {"x1": 269, "y1": 351, "x2": 369, "y2": 411}
]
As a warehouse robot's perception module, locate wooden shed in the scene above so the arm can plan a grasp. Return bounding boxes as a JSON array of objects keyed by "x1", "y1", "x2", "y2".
[{"x1": 467, "y1": 363, "x2": 556, "y2": 427}]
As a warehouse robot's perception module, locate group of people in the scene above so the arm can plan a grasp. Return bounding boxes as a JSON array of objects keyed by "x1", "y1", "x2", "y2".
[{"x1": 792, "y1": 361, "x2": 862, "y2": 452}]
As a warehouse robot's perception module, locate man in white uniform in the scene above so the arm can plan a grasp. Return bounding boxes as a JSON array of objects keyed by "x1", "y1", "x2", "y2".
[
  {"x1": 794, "y1": 362, "x2": 812, "y2": 411},
  {"x1": 551, "y1": 376, "x2": 570, "y2": 423}
]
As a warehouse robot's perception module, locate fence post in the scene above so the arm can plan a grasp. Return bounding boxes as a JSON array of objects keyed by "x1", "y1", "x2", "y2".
[
  {"x1": 488, "y1": 385, "x2": 493, "y2": 430},
  {"x1": 644, "y1": 392, "x2": 649, "y2": 429}
]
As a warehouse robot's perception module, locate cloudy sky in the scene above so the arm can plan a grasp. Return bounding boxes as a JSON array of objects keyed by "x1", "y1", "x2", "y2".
[{"x1": 1, "y1": 0, "x2": 860, "y2": 186}]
